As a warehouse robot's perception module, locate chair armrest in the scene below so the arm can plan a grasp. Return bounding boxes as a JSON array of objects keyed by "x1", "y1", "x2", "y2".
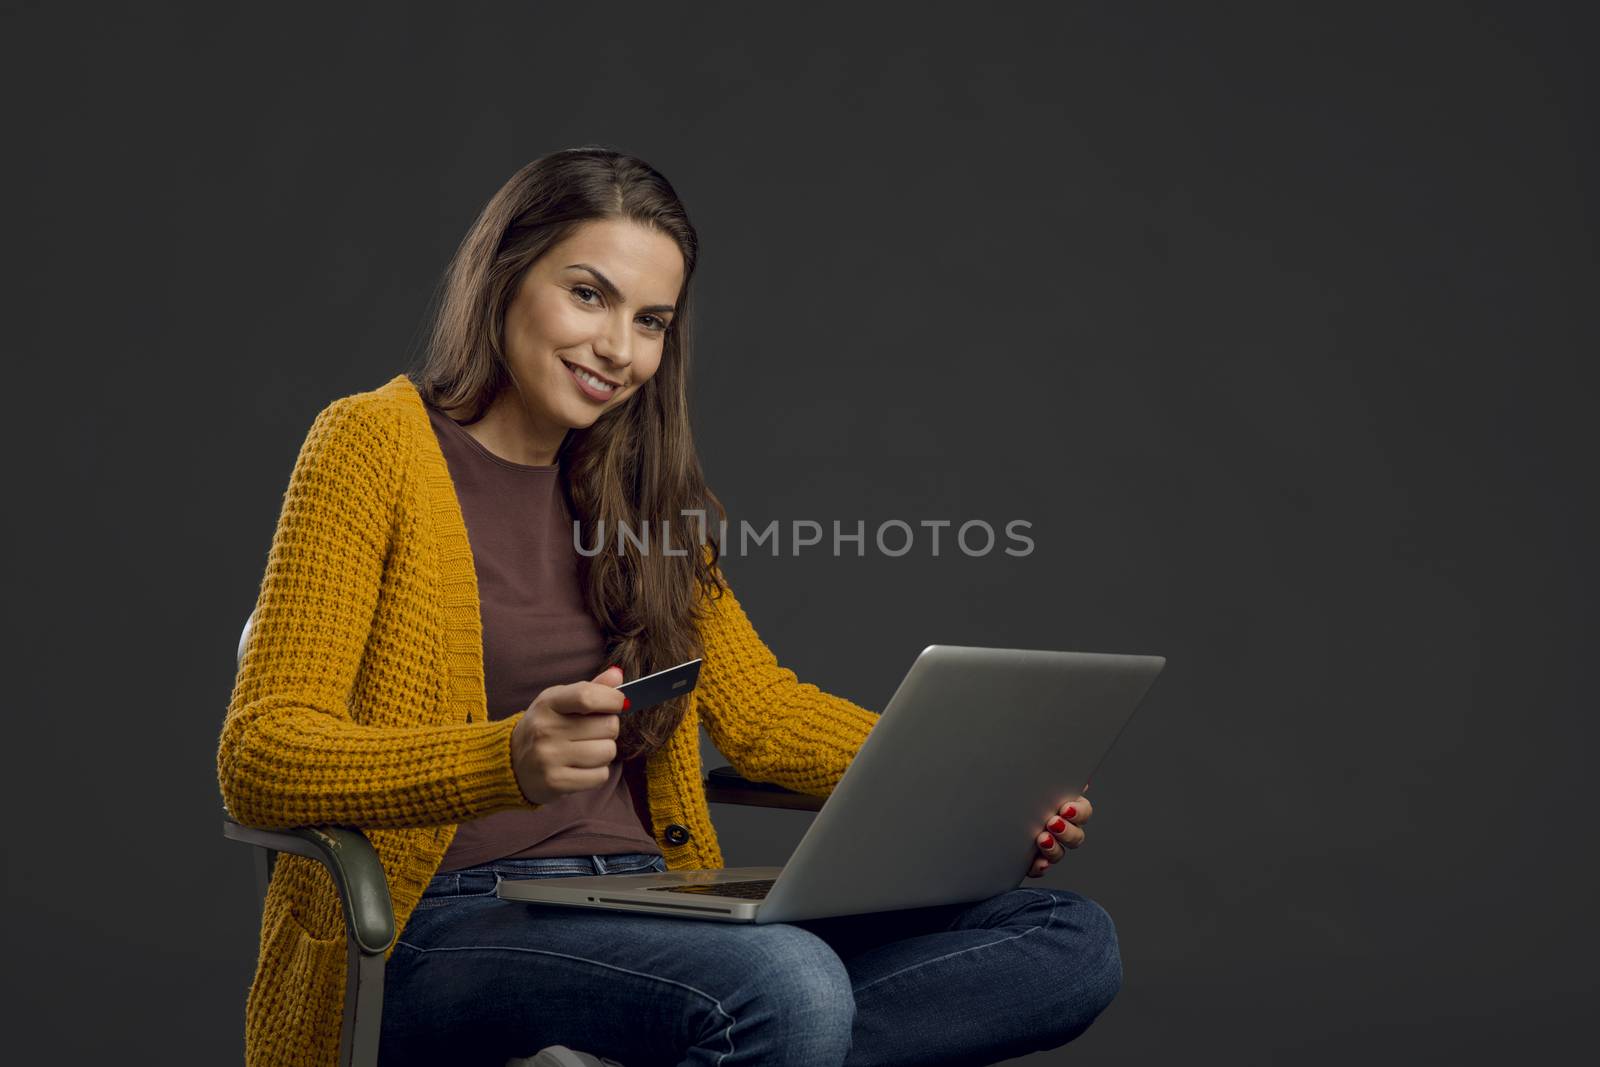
[
  {"x1": 222, "y1": 817, "x2": 395, "y2": 955},
  {"x1": 702, "y1": 766, "x2": 825, "y2": 812}
]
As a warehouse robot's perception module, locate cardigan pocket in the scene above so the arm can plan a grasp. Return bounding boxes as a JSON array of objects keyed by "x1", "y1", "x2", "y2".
[{"x1": 245, "y1": 901, "x2": 348, "y2": 1066}]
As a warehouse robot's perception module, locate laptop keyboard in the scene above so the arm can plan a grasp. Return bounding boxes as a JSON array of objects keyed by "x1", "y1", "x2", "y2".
[{"x1": 644, "y1": 878, "x2": 775, "y2": 899}]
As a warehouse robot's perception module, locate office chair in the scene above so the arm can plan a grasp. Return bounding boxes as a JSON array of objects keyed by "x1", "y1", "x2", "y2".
[{"x1": 222, "y1": 610, "x2": 821, "y2": 1067}]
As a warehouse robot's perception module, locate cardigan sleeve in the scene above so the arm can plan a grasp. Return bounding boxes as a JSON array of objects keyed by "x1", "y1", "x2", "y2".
[
  {"x1": 217, "y1": 396, "x2": 531, "y2": 830},
  {"x1": 693, "y1": 570, "x2": 880, "y2": 797}
]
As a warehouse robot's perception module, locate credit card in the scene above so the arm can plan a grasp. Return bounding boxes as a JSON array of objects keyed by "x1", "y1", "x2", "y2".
[{"x1": 617, "y1": 658, "x2": 703, "y2": 713}]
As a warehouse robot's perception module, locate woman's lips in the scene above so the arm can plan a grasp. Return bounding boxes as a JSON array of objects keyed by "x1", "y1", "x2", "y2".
[{"x1": 563, "y1": 360, "x2": 618, "y2": 402}]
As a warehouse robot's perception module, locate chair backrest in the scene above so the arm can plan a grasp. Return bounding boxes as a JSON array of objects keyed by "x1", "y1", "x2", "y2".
[{"x1": 238, "y1": 609, "x2": 255, "y2": 670}]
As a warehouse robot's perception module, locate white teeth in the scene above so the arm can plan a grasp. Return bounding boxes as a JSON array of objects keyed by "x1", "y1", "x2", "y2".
[{"x1": 569, "y1": 364, "x2": 615, "y2": 392}]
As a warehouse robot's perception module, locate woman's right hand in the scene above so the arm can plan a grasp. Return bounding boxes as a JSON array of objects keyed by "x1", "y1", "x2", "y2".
[{"x1": 510, "y1": 665, "x2": 629, "y2": 805}]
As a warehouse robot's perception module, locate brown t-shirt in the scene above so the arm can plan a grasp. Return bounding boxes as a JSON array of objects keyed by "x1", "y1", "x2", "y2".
[{"x1": 425, "y1": 400, "x2": 662, "y2": 871}]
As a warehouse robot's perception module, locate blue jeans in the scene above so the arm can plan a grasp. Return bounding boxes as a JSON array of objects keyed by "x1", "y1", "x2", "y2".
[{"x1": 378, "y1": 853, "x2": 1121, "y2": 1067}]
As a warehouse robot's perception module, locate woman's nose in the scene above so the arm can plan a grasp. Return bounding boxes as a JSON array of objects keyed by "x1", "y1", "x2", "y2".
[{"x1": 592, "y1": 316, "x2": 634, "y2": 370}]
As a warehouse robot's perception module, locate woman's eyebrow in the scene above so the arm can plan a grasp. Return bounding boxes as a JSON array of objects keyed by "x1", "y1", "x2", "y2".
[{"x1": 564, "y1": 263, "x2": 677, "y2": 316}]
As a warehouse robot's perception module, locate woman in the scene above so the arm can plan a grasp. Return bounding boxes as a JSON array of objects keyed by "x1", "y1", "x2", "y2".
[{"x1": 219, "y1": 146, "x2": 1120, "y2": 1067}]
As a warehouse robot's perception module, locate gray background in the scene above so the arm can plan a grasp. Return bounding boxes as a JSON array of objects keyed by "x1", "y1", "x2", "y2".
[{"x1": 6, "y1": 1, "x2": 1594, "y2": 1062}]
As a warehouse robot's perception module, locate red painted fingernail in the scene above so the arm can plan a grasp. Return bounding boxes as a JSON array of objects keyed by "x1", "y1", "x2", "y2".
[
  {"x1": 609, "y1": 664, "x2": 622, "y2": 672},
  {"x1": 1063, "y1": 806, "x2": 1077, "y2": 820},
  {"x1": 1040, "y1": 834, "x2": 1054, "y2": 847},
  {"x1": 1047, "y1": 817, "x2": 1067, "y2": 833},
  {"x1": 622, "y1": 697, "x2": 631, "y2": 710}
]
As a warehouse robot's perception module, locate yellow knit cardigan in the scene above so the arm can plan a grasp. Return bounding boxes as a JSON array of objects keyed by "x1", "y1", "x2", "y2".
[{"x1": 218, "y1": 373, "x2": 879, "y2": 1066}]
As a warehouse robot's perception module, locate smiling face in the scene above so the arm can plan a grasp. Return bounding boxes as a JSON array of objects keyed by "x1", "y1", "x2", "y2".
[{"x1": 470, "y1": 217, "x2": 686, "y2": 465}]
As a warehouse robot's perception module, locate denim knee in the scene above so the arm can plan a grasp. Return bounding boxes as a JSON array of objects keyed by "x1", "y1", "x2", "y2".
[
  {"x1": 1058, "y1": 891, "x2": 1122, "y2": 1019},
  {"x1": 702, "y1": 924, "x2": 855, "y2": 1067}
]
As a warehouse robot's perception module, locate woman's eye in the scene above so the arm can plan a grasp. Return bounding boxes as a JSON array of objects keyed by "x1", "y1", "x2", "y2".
[{"x1": 573, "y1": 285, "x2": 665, "y2": 332}]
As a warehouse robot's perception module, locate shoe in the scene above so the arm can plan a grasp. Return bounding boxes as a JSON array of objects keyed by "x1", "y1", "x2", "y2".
[{"x1": 510, "y1": 1046, "x2": 626, "y2": 1067}]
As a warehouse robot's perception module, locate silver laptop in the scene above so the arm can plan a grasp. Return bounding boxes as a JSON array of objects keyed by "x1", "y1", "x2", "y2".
[{"x1": 497, "y1": 645, "x2": 1164, "y2": 923}]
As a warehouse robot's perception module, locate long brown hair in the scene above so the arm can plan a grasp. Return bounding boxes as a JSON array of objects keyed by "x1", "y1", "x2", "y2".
[{"x1": 408, "y1": 146, "x2": 727, "y2": 761}]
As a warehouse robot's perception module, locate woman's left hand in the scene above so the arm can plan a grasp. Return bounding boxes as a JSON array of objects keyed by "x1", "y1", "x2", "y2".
[{"x1": 1025, "y1": 795, "x2": 1092, "y2": 878}]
